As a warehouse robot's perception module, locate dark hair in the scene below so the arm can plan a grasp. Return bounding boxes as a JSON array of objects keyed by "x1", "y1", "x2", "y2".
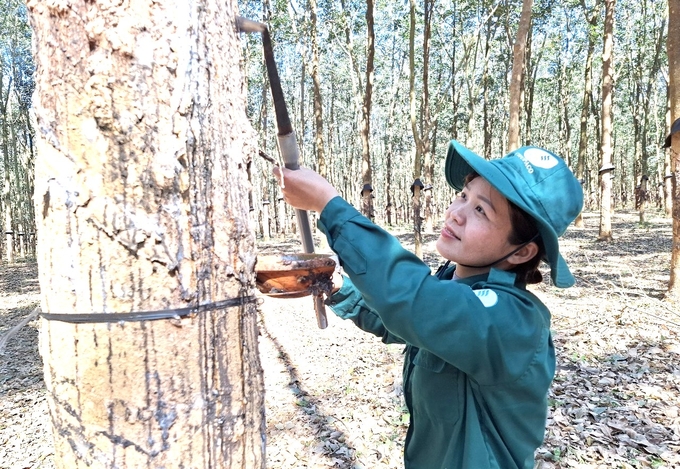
[{"x1": 464, "y1": 173, "x2": 545, "y2": 284}]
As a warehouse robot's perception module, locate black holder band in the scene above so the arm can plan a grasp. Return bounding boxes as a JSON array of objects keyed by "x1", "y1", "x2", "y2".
[{"x1": 40, "y1": 295, "x2": 258, "y2": 324}]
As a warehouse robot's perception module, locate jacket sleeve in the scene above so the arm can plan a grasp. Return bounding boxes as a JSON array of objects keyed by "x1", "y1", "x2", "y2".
[
  {"x1": 318, "y1": 196, "x2": 549, "y2": 386},
  {"x1": 328, "y1": 275, "x2": 406, "y2": 345}
]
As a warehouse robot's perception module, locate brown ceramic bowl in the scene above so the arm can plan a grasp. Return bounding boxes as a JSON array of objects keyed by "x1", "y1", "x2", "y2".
[{"x1": 255, "y1": 253, "x2": 336, "y2": 298}]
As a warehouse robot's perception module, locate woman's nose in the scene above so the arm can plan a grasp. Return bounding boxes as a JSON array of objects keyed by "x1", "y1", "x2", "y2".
[{"x1": 447, "y1": 203, "x2": 464, "y2": 224}]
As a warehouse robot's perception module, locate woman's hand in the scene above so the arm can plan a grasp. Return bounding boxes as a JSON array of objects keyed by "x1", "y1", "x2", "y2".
[
  {"x1": 330, "y1": 270, "x2": 344, "y2": 295},
  {"x1": 273, "y1": 166, "x2": 340, "y2": 213}
]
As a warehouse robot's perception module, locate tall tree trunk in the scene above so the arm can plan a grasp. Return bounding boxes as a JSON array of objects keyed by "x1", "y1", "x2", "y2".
[
  {"x1": 386, "y1": 145, "x2": 393, "y2": 226},
  {"x1": 422, "y1": 0, "x2": 434, "y2": 234},
  {"x1": 383, "y1": 76, "x2": 401, "y2": 229},
  {"x1": 11, "y1": 121, "x2": 27, "y2": 259},
  {"x1": 309, "y1": 0, "x2": 326, "y2": 179},
  {"x1": 300, "y1": 63, "x2": 306, "y2": 164},
  {"x1": 337, "y1": 0, "x2": 369, "y2": 217},
  {"x1": 383, "y1": 22, "x2": 403, "y2": 229},
  {"x1": 27, "y1": 1, "x2": 265, "y2": 467},
  {"x1": 664, "y1": 107, "x2": 673, "y2": 217},
  {"x1": 462, "y1": 5, "x2": 499, "y2": 143},
  {"x1": 328, "y1": 76, "x2": 336, "y2": 175},
  {"x1": 636, "y1": 18, "x2": 665, "y2": 223},
  {"x1": 558, "y1": 18, "x2": 571, "y2": 165},
  {"x1": 524, "y1": 27, "x2": 539, "y2": 147},
  {"x1": 361, "y1": 0, "x2": 375, "y2": 220},
  {"x1": 667, "y1": 0, "x2": 680, "y2": 300},
  {"x1": 1, "y1": 72, "x2": 14, "y2": 263},
  {"x1": 409, "y1": 0, "x2": 422, "y2": 257},
  {"x1": 482, "y1": 15, "x2": 495, "y2": 159},
  {"x1": 449, "y1": 3, "x2": 462, "y2": 140},
  {"x1": 575, "y1": 4, "x2": 598, "y2": 229},
  {"x1": 598, "y1": 0, "x2": 615, "y2": 241},
  {"x1": 507, "y1": 0, "x2": 533, "y2": 151}
]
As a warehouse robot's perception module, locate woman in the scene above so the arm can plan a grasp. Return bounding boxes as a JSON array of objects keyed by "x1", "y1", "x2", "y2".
[{"x1": 274, "y1": 140, "x2": 583, "y2": 469}]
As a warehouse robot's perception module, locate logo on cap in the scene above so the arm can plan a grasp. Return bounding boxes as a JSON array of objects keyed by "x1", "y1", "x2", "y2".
[{"x1": 523, "y1": 148, "x2": 559, "y2": 170}]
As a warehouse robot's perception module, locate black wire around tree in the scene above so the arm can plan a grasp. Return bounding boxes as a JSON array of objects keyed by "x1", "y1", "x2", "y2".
[{"x1": 39, "y1": 295, "x2": 258, "y2": 324}]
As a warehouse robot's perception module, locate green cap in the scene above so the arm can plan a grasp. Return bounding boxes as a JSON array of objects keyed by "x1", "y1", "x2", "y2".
[{"x1": 444, "y1": 140, "x2": 583, "y2": 288}]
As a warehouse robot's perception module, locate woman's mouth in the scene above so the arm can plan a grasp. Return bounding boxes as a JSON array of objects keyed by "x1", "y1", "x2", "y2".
[{"x1": 441, "y1": 225, "x2": 460, "y2": 241}]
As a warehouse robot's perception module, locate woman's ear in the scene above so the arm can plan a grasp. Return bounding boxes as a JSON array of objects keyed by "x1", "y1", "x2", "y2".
[{"x1": 507, "y1": 241, "x2": 539, "y2": 266}]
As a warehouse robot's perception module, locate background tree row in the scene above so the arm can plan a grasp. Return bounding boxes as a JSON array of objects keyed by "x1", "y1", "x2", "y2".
[
  {"x1": 0, "y1": 0, "x2": 675, "y2": 264},
  {"x1": 238, "y1": 0, "x2": 672, "y2": 241},
  {"x1": 0, "y1": 0, "x2": 35, "y2": 263}
]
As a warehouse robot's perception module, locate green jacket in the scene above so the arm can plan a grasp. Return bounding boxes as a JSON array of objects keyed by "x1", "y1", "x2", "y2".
[{"x1": 319, "y1": 197, "x2": 555, "y2": 469}]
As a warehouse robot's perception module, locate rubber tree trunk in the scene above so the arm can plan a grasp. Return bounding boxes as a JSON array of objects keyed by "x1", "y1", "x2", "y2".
[
  {"x1": 309, "y1": 0, "x2": 326, "y2": 179},
  {"x1": 598, "y1": 0, "x2": 615, "y2": 241},
  {"x1": 507, "y1": 0, "x2": 533, "y2": 152},
  {"x1": 667, "y1": 0, "x2": 680, "y2": 300},
  {"x1": 27, "y1": 0, "x2": 264, "y2": 467},
  {"x1": 408, "y1": 0, "x2": 422, "y2": 256},
  {"x1": 361, "y1": 0, "x2": 375, "y2": 221},
  {"x1": 1, "y1": 69, "x2": 14, "y2": 264},
  {"x1": 574, "y1": 11, "x2": 597, "y2": 228},
  {"x1": 422, "y1": 0, "x2": 434, "y2": 234}
]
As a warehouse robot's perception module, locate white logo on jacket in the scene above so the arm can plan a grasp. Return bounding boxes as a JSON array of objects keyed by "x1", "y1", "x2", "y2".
[{"x1": 473, "y1": 289, "x2": 499, "y2": 307}]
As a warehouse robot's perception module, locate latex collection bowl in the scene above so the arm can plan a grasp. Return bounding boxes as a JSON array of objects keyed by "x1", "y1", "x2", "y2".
[{"x1": 255, "y1": 253, "x2": 336, "y2": 298}]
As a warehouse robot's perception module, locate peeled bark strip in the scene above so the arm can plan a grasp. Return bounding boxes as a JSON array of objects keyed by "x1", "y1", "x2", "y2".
[{"x1": 27, "y1": 0, "x2": 264, "y2": 467}]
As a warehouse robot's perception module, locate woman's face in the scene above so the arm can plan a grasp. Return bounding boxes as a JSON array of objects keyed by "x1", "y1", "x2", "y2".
[{"x1": 436, "y1": 176, "x2": 518, "y2": 278}]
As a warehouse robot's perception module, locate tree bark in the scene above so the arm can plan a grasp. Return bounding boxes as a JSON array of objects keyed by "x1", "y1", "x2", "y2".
[
  {"x1": 558, "y1": 24, "x2": 571, "y2": 164},
  {"x1": 337, "y1": 0, "x2": 372, "y2": 218},
  {"x1": 575, "y1": 2, "x2": 599, "y2": 227},
  {"x1": 408, "y1": 0, "x2": 422, "y2": 257},
  {"x1": 361, "y1": 0, "x2": 375, "y2": 220},
  {"x1": 664, "y1": 136, "x2": 673, "y2": 218},
  {"x1": 598, "y1": 0, "x2": 615, "y2": 241},
  {"x1": 507, "y1": 0, "x2": 533, "y2": 151},
  {"x1": 482, "y1": 15, "x2": 496, "y2": 160},
  {"x1": 27, "y1": 1, "x2": 265, "y2": 467},
  {"x1": 667, "y1": 0, "x2": 680, "y2": 300},
  {"x1": 638, "y1": 19, "x2": 665, "y2": 223},
  {"x1": 422, "y1": 0, "x2": 434, "y2": 234},
  {"x1": 382, "y1": 28, "x2": 403, "y2": 229},
  {"x1": 409, "y1": 0, "x2": 420, "y2": 178},
  {"x1": 524, "y1": 28, "x2": 540, "y2": 148},
  {"x1": 309, "y1": 0, "x2": 327, "y2": 179},
  {"x1": 1, "y1": 70, "x2": 14, "y2": 264},
  {"x1": 300, "y1": 62, "x2": 306, "y2": 164}
]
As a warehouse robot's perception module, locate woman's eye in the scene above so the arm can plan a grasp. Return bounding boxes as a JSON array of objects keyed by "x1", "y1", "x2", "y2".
[{"x1": 475, "y1": 205, "x2": 486, "y2": 215}]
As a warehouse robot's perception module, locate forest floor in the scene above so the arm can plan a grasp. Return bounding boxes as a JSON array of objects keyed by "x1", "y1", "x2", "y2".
[{"x1": 1, "y1": 210, "x2": 679, "y2": 469}]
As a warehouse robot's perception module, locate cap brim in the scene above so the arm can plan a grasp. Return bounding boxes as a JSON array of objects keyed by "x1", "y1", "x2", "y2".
[{"x1": 444, "y1": 141, "x2": 575, "y2": 288}]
